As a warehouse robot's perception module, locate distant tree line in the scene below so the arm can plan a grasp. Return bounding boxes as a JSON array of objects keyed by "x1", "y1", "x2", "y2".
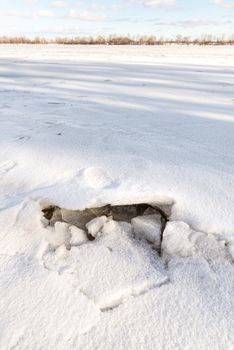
[{"x1": 0, "y1": 34, "x2": 233, "y2": 45}]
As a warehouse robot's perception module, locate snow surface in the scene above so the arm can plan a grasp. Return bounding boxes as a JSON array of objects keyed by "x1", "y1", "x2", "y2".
[{"x1": 0, "y1": 45, "x2": 234, "y2": 349}]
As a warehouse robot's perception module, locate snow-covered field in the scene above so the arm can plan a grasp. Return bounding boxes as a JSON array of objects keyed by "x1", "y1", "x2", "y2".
[{"x1": 0, "y1": 45, "x2": 233, "y2": 349}]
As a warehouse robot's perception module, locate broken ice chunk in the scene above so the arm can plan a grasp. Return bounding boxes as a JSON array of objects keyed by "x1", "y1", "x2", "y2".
[
  {"x1": 131, "y1": 214, "x2": 161, "y2": 247},
  {"x1": 47, "y1": 222, "x2": 71, "y2": 250},
  {"x1": 86, "y1": 216, "x2": 108, "y2": 237},
  {"x1": 70, "y1": 226, "x2": 88, "y2": 246},
  {"x1": 162, "y1": 221, "x2": 195, "y2": 258}
]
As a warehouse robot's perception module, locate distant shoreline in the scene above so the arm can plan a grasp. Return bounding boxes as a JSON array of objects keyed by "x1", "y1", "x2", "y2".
[{"x1": 0, "y1": 35, "x2": 233, "y2": 46}]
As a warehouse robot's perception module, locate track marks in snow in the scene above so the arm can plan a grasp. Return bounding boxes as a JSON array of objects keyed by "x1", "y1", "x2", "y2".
[
  {"x1": 100, "y1": 278, "x2": 170, "y2": 312},
  {"x1": 16, "y1": 135, "x2": 31, "y2": 143},
  {"x1": 48, "y1": 102, "x2": 66, "y2": 105},
  {"x1": 0, "y1": 160, "x2": 16, "y2": 177}
]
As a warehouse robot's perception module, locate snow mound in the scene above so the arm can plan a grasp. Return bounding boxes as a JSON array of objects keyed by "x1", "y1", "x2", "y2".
[{"x1": 82, "y1": 167, "x2": 115, "y2": 189}]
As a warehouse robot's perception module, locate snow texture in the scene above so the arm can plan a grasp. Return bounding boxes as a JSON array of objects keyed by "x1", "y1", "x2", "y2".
[{"x1": 0, "y1": 45, "x2": 234, "y2": 349}]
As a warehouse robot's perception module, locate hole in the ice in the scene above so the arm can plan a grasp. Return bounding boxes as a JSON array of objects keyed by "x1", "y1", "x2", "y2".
[{"x1": 41, "y1": 202, "x2": 172, "y2": 253}]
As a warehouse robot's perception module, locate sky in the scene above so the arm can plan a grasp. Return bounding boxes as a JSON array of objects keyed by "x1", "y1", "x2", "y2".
[{"x1": 0, "y1": 0, "x2": 233, "y2": 38}]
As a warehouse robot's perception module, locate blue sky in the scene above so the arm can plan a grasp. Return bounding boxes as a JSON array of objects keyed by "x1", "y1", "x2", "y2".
[{"x1": 0, "y1": 0, "x2": 233, "y2": 38}]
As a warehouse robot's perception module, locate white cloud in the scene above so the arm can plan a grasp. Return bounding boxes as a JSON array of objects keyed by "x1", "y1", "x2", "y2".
[
  {"x1": 111, "y1": 2, "x2": 131, "y2": 10},
  {"x1": 210, "y1": 0, "x2": 234, "y2": 8},
  {"x1": 37, "y1": 10, "x2": 54, "y2": 18},
  {"x1": 25, "y1": 0, "x2": 38, "y2": 3},
  {"x1": 65, "y1": 9, "x2": 106, "y2": 22},
  {"x1": 152, "y1": 18, "x2": 233, "y2": 27},
  {"x1": 0, "y1": 10, "x2": 54, "y2": 19},
  {"x1": 133, "y1": 0, "x2": 176, "y2": 7},
  {"x1": 51, "y1": 1, "x2": 68, "y2": 8}
]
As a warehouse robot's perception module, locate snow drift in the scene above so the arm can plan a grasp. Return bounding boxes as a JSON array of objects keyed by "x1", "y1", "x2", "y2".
[{"x1": 0, "y1": 45, "x2": 233, "y2": 349}]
